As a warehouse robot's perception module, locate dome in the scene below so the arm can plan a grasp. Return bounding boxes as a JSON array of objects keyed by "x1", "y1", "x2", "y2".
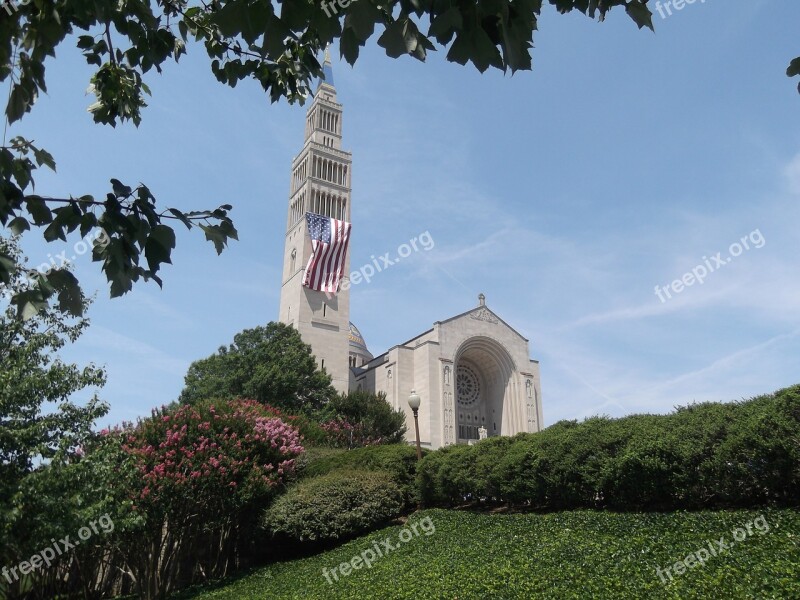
[{"x1": 348, "y1": 322, "x2": 370, "y2": 355}]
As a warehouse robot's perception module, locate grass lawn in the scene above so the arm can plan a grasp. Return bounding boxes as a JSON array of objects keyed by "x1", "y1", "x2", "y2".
[{"x1": 176, "y1": 508, "x2": 800, "y2": 599}]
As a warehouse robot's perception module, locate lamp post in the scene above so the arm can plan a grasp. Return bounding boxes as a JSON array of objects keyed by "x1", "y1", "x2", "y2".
[{"x1": 408, "y1": 389, "x2": 422, "y2": 461}]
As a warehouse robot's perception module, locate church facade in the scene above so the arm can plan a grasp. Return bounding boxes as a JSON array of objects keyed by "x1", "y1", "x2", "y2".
[{"x1": 279, "y1": 54, "x2": 543, "y2": 450}]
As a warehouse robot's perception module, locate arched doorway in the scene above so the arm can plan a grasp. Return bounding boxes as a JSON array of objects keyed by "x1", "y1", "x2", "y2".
[{"x1": 454, "y1": 337, "x2": 517, "y2": 443}]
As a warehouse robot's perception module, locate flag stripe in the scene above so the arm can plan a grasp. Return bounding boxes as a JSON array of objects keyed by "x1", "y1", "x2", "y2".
[{"x1": 302, "y1": 212, "x2": 351, "y2": 293}]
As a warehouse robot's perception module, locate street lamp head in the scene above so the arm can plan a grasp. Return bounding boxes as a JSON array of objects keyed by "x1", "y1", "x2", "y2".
[{"x1": 408, "y1": 389, "x2": 421, "y2": 410}]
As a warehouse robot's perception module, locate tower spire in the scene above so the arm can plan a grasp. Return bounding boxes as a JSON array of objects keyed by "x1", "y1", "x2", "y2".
[{"x1": 320, "y1": 46, "x2": 334, "y2": 89}]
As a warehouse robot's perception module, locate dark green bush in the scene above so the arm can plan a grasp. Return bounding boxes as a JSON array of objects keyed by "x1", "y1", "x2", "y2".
[
  {"x1": 598, "y1": 415, "x2": 679, "y2": 509},
  {"x1": 302, "y1": 444, "x2": 422, "y2": 506},
  {"x1": 472, "y1": 435, "x2": 516, "y2": 500},
  {"x1": 712, "y1": 387, "x2": 800, "y2": 506},
  {"x1": 417, "y1": 443, "x2": 477, "y2": 506},
  {"x1": 418, "y1": 384, "x2": 800, "y2": 512},
  {"x1": 263, "y1": 470, "x2": 404, "y2": 542}
]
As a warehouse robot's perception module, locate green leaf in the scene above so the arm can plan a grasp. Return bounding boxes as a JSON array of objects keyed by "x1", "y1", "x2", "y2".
[
  {"x1": 46, "y1": 269, "x2": 84, "y2": 317},
  {"x1": 428, "y1": 7, "x2": 462, "y2": 42},
  {"x1": 25, "y1": 196, "x2": 53, "y2": 225},
  {"x1": 787, "y1": 57, "x2": 800, "y2": 77},
  {"x1": 43, "y1": 220, "x2": 65, "y2": 242},
  {"x1": 144, "y1": 224, "x2": 176, "y2": 271},
  {"x1": 6, "y1": 85, "x2": 34, "y2": 124},
  {"x1": 77, "y1": 35, "x2": 95, "y2": 50},
  {"x1": 625, "y1": 0, "x2": 654, "y2": 32},
  {"x1": 340, "y1": 28, "x2": 361, "y2": 65},
  {"x1": 79, "y1": 213, "x2": 98, "y2": 238},
  {"x1": 345, "y1": 0, "x2": 383, "y2": 43},
  {"x1": 199, "y1": 223, "x2": 232, "y2": 255},
  {"x1": 378, "y1": 20, "x2": 412, "y2": 58},
  {"x1": 109, "y1": 270, "x2": 134, "y2": 297},
  {"x1": 263, "y1": 15, "x2": 291, "y2": 60},
  {"x1": 8, "y1": 216, "x2": 30, "y2": 235},
  {"x1": 110, "y1": 178, "x2": 132, "y2": 198},
  {"x1": 168, "y1": 208, "x2": 193, "y2": 229},
  {"x1": 0, "y1": 251, "x2": 14, "y2": 284},
  {"x1": 12, "y1": 289, "x2": 50, "y2": 320},
  {"x1": 33, "y1": 147, "x2": 56, "y2": 171},
  {"x1": 448, "y1": 25, "x2": 503, "y2": 73}
]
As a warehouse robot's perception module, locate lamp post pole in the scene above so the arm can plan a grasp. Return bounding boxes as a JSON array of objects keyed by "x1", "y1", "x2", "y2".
[{"x1": 408, "y1": 389, "x2": 422, "y2": 461}]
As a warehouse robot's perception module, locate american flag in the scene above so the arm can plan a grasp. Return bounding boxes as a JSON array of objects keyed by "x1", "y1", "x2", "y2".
[{"x1": 302, "y1": 212, "x2": 352, "y2": 293}]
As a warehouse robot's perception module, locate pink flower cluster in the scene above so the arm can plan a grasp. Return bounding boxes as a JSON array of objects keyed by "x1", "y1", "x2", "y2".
[{"x1": 119, "y1": 399, "x2": 304, "y2": 510}]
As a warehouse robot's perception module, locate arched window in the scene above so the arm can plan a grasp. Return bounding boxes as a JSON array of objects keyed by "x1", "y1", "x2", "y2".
[{"x1": 290, "y1": 248, "x2": 296, "y2": 273}]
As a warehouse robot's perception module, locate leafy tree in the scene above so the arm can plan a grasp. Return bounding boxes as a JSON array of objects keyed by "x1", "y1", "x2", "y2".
[
  {"x1": 0, "y1": 235, "x2": 107, "y2": 593},
  {"x1": 321, "y1": 390, "x2": 407, "y2": 447},
  {"x1": 0, "y1": 236, "x2": 107, "y2": 493},
  {"x1": 5, "y1": 1, "x2": 794, "y2": 317},
  {"x1": 179, "y1": 321, "x2": 336, "y2": 411}
]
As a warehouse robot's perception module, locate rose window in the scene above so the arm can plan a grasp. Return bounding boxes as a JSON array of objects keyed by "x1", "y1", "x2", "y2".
[{"x1": 456, "y1": 365, "x2": 480, "y2": 407}]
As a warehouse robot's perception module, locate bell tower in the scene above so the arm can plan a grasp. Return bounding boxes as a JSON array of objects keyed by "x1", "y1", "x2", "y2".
[{"x1": 278, "y1": 51, "x2": 352, "y2": 393}]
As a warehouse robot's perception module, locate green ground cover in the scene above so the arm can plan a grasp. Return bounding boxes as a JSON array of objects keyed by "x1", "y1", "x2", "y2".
[{"x1": 176, "y1": 508, "x2": 800, "y2": 599}]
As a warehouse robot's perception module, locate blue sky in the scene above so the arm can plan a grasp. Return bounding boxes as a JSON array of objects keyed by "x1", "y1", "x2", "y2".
[{"x1": 8, "y1": 1, "x2": 800, "y2": 427}]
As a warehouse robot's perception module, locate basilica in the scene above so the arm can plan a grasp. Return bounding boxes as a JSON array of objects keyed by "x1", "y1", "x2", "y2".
[{"x1": 278, "y1": 53, "x2": 543, "y2": 450}]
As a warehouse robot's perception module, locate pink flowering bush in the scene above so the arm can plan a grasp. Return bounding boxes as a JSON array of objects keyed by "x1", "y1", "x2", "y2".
[
  {"x1": 99, "y1": 399, "x2": 304, "y2": 599},
  {"x1": 123, "y1": 399, "x2": 303, "y2": 511}
]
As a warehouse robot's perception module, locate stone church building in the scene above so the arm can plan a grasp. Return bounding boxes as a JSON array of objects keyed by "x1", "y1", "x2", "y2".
[{"x1": 278, "y1": 53, "x2": 543, "y2": 450}]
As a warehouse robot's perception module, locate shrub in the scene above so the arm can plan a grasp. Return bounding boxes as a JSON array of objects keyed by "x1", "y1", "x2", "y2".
[
  {"x1": 125, "y1": 399, "x2": 303, "y2": 508},
  {"x1": 417, "y1": 444, "x2": 477, "y2": 506},
  {"x1": 319, "y1": 390, "x2": 407, "y2": 448},
  {"x1": 472, "y1": 435, "x2": 515, "y2": 500},
  {"x1": 493, "y1": 433, "x2": 549, "y2": 505},
  {"x1": 417, "y1": 384, "x2": 800, "y2": 512},
  {"x1": 599, "y1": 415, "x2": 681, "y2": 510},
  {"x1": 713, "y1": 386, "x2": 800, "y2": 506},
  {"x1": 263, "y1": 470, "x2": 404, "y2": 542},
  {"x1": 104, "y1": 398, "x2": 304, "y2": 599},
  {"x1": 302, "y1": 444, "x2": 422, "y2": 506}
]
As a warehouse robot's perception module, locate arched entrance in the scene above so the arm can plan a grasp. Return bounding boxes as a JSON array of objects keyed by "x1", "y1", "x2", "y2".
[{"x1": 454, "y1": 337, "x2": 517, "y2": 442}]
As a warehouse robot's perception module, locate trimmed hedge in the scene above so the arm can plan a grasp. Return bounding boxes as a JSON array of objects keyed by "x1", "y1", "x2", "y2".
[
  {"x1": 302, "y1": 443, "x2": 423, "y2": 507},
  {"x1": 417, "y1": 384, "x2": 800, "y2": 511},
  {"x1": 263, "y1": 470, "x2": 404, "y2": 542}
]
